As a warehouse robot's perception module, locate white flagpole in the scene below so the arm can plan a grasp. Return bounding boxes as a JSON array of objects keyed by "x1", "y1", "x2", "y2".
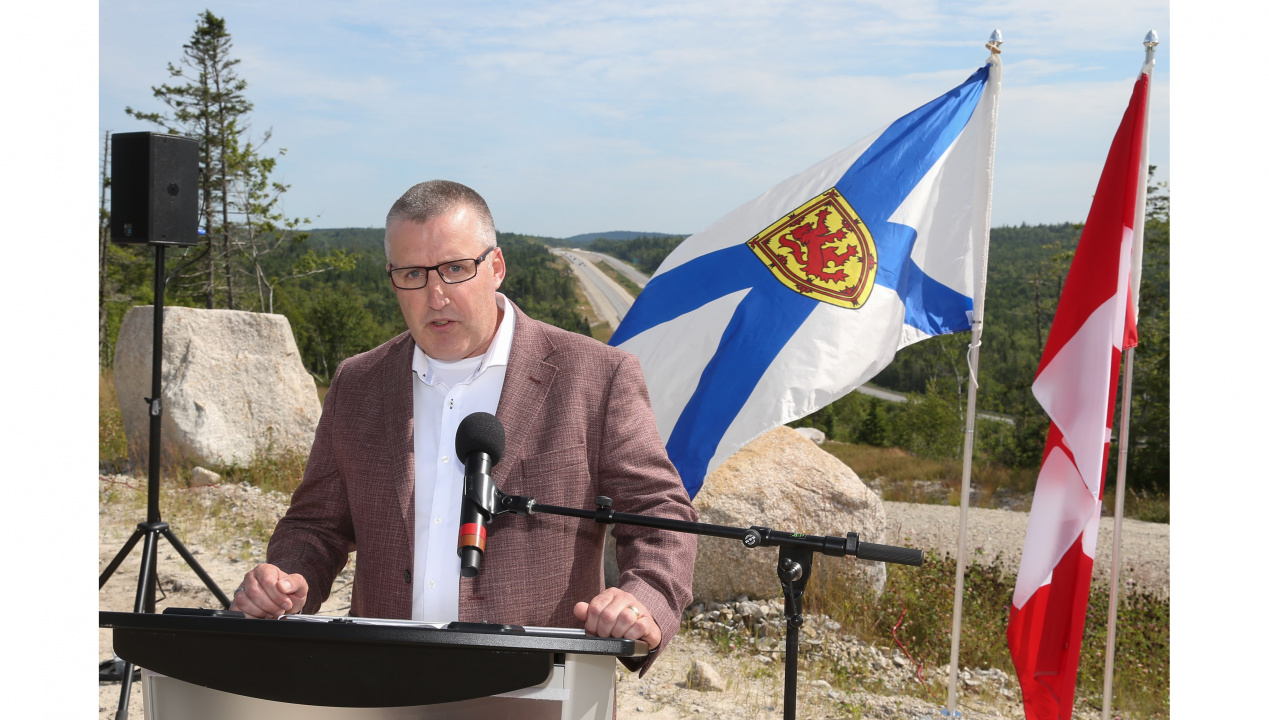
[
  {"x1": 945, "y1": 30, "x2": 1002, "y2": 717},
  {"x1": 1102, "y1": 30, "x2": 1156, "y2": 720}
]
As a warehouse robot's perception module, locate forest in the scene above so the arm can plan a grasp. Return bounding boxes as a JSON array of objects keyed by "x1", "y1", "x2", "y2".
[{"x1": 100, "y1": 205, "x2": 1171, "y2": 499}]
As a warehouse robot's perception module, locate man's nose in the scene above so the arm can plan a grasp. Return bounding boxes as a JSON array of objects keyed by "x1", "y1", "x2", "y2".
[{"x1": 426, "y1": 273, "x2": 449, "y2": 309}]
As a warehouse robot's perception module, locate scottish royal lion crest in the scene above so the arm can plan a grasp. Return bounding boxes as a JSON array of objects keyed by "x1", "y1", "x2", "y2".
[{"x1": 746, "y1": 188, "x2": 878, "y2": 309}]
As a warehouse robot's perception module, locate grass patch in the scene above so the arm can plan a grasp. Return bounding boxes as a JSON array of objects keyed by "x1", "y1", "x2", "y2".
[
  {"x1": 818, "y1": 439, "x2": 1169, "y2": 521},
  {"x1": 819, "y1": 440, "x2": 1037, "y2": 508},
  {"x1": 805, "y1": 554, "x2": 1169, "y2": 718},
  {"x1": 217, "y1": 448, "x2": 309, "y2": 496},
  {"x1": 821, "y1": 441, "x2": 950, "y2": 484},
  {"x1": 594, "y1": 260, "x2": 642, "y2": 298},
  {"x1": 100, "y1": 370, "x2": 130, "y2": 471},
  {"x1": 1106, "y1": 488, "x2": 1170, "y2": 524},
  {"x1": 590, "y1": 323, "x2": 613, "y2": 344}
]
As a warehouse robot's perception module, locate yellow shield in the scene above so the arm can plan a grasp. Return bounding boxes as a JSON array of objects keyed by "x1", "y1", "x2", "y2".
[{"x1": 746, "y1": 188, "x2": 877, "y2": 309}]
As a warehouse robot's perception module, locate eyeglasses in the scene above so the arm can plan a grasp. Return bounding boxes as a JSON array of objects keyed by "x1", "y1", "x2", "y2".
[{"x1": 387, "y1": 247, "x2": 497, "y2": 290}]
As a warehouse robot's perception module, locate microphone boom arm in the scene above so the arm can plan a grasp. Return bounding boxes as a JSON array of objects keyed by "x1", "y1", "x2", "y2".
[
  {"x1": 491, "y1": 490, "x2": 923, "y2": 566},
  {"x1": 489, "y1": 488, "x2": 920, "y2": 720}
]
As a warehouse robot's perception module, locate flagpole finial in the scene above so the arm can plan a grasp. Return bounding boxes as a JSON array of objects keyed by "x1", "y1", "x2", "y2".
[
  {"x1": 1144, "y1": 30, "x2": 1159, "y2": 48},
  {"x1": 987, "y1": 29, "x2": 1003, "y2": 54}
]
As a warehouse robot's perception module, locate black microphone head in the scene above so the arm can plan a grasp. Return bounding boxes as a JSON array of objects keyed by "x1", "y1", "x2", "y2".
[{"x1": 455, "y1": 412, "x2": 505, "y2": 466}]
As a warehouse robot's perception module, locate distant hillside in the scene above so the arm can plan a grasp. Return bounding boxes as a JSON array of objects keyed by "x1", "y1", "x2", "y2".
[
  {"x1": 304, "y1": 228, "x2": 685, "y2": 254},
  {"x1": 558, "y1": 230, "x2": 682, "y2": 247},
  {"x1": 588, "y1": 235, "x2": 689, "y2": 275}
]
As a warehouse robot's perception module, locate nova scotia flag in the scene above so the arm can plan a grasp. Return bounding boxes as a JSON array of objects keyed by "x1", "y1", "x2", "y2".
[{"x1": 612, "y1": 55, "x2": 1002, "y2": 498}]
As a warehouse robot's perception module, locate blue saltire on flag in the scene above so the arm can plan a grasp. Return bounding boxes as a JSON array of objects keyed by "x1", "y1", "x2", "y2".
[{"x1": 612, "y1": 58, "x2": 1001, "y2": 498}]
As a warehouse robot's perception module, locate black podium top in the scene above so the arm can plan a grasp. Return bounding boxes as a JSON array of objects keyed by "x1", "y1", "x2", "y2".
[{"x1": 100, "y1": 609, "x2": 647, "y2": 708}]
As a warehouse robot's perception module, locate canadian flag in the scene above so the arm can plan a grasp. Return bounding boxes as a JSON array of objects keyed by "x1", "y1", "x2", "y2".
[{"x1": 1005, "y1": 71, "x2": 1148, "y2": 719}]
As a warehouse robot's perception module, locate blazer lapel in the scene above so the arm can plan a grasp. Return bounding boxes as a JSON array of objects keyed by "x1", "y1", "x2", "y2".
[{"x1": 495, "y1": 304, "x2": 557, "y2": 485}]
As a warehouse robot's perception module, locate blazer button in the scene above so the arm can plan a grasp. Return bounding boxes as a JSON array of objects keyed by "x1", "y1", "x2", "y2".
[{"x1": 404, "y1": 570, "x2": 412, "y2": 583}]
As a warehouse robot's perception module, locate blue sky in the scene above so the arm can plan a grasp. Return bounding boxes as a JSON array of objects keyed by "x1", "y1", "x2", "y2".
[{"x1": 99, "y1": 1, "x2": 1169, "y2": 238}]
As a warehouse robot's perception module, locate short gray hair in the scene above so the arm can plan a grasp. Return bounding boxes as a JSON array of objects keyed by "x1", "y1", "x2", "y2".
[{"x1": 384, "y1": 180, "x2": 497, "y2": 260}]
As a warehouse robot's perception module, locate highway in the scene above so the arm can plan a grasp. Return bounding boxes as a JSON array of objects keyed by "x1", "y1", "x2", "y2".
[
  {"x1": 566, "y1": 249, "x2": 650, "y2": 288},
  {"x1": 550, "y1": 248, "x2": 635, "y2": 329}
]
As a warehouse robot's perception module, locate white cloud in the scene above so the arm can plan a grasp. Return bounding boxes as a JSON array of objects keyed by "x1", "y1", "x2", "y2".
[{"x1": 100, "y1": 0, "x2": 1169, "y2": 234}]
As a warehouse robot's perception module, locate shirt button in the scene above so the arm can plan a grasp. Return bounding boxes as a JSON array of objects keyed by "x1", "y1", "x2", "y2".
[
  {"x1": 434, "y1": 516, "x2": 442, "y2": 525},
  {"x1": 441, "y1": 456, "x2": 450, "y2": 463},
  {"x1": 428, "y1": 580, "x2": 436, "y2": 588}
]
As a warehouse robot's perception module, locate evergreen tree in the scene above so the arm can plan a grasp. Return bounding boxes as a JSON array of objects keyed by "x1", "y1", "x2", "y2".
[
  {"x1": 126, "y1": 10, "x2": 252, "y2": 309},
  {"x1": 123, "y1": 10, "x2": 345, "y2": 316}
]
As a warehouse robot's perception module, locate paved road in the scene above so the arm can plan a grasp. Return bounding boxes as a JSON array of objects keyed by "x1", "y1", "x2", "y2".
[
  {"x1": 566, "y1": 249, "x2": 650, "y2": 288},
  {"x1": 552, "y1": 248, "x2": 635, "y2": 329},
  {"x1": 851, "y1": 385, "x2": 1013, "y2": 424}
]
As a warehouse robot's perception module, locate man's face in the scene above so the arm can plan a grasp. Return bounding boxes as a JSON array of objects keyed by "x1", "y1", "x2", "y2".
[{"x1": 385, "y1": 206, "x2": 505, "y2": 361}]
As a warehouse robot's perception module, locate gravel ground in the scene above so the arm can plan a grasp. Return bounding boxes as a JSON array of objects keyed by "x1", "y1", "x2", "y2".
[
  {"x1": 883, "y1": 501, "x2": 1169, "y2": 598},
  {"x1": 98, "y1": 477, "x2": 1166, "y2": 719}
]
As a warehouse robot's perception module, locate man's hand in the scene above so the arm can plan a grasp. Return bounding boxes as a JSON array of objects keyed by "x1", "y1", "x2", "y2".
[
  {"x1": 573, "y1": 587, "x2": 661, "y2": 650},
  {"x1": 230, "y1": 564, "x2": 309, "y2": 619}
]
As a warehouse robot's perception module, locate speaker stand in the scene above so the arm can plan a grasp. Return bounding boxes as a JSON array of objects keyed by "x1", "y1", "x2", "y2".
[{"x1": 98, "y1": 244, "x2": 232, "y2": 720}]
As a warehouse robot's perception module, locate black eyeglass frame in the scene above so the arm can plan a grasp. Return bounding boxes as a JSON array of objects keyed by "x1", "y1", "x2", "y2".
[{"x1": 387, "y1": 246, "x2": 498, "y2": 290}]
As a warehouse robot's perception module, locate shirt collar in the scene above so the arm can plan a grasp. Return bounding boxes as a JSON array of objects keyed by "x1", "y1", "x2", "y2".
[{"x1": 412, "y1": 293, "x2": 515, "y2": 387}]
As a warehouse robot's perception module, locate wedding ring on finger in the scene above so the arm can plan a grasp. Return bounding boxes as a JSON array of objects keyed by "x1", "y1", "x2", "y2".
[
  {"x1": 627, "y1": 605, "x2": 642, "y2": 621},
  {"x1": 234, "y1": 586, "x2": 245, "y2": 595}
]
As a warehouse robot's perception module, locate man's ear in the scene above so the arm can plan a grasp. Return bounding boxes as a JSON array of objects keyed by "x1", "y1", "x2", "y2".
[{"x1": 490, "y1": 248, "x2": 506, "y2": 289}]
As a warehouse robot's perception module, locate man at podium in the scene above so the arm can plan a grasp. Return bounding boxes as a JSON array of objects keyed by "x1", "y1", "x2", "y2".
[{"x1": 230, "y1": 180, "x2": 697, "y2": 674}]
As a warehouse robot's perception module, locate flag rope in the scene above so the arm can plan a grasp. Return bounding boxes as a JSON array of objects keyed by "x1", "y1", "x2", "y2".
[
  {"x1": 890, "y1": 608, "x2": 926, "y2": 684},
  {"x1": 965, "y1": 327, "x2": 983, "y2": 390}
]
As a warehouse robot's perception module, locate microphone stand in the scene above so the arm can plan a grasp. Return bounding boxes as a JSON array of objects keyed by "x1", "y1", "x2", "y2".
[{"x1": 485, "y1": 491, "x2": 923, "y2": 720}]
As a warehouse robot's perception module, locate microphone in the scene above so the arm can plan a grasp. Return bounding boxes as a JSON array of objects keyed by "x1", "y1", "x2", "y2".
[{"x1": 455, "y1": 412, "x2": 505, "y2": 578}]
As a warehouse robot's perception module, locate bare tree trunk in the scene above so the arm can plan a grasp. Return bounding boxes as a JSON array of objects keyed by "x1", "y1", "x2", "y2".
[
  {"x1": 216, "y1": 73, "x2": 235, "y2": 310},
  {"x1": 203, "y1": 113, "x2": 216, "y2": 309},
  {"x1": 99, "y1": 131, "x2": 111, "y2": 368}
]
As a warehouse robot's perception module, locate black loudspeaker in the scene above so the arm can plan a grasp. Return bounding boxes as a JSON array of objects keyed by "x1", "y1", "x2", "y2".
[{"x1": 110, "y1": 132, "x2": 201, "y2": 246}]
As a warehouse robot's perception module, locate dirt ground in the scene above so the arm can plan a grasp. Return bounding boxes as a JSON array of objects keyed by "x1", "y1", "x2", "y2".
[{"x1": 99, "y1": 477, "x2": 1157, "y2": 719}]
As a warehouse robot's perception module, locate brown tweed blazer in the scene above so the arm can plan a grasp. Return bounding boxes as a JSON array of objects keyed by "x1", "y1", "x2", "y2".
[{"x1": 267, "y1": 302, "x2": 697, "y2": 673}]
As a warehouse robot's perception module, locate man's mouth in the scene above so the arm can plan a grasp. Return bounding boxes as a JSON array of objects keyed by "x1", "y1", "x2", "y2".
[{"x1": 431, "y1": 319, "x2": 454, "y2": 327}]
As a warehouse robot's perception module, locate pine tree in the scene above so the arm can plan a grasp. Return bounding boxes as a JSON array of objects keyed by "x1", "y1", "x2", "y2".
[{"x1": 126, "y1": 10, "x2": 251, "y2": 309}]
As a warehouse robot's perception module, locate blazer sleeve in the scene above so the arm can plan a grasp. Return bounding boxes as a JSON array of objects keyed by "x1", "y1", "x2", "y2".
[
  {"x1": 597, "y1": 353, "x2": 698, "y2": 676},
  {"x1": 266, "y1": 360, "x2": 357, "y2": 614}
]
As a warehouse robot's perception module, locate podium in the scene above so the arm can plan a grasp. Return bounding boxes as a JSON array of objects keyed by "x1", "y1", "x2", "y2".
[{"x1": 101, "y1": 610, "x2": 648, "y2": 719}]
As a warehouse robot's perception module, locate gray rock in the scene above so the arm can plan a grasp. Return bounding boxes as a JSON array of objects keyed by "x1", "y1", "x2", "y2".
[
  {"x1": 794, "y1": 427, "x2": 826, "y2": 444},
  {"x1": 114, "y1": 306, "x2": 321, "y2": 468},
  {"x1": 189, "y1": 466, "x2": 222, "y2": 487},
  {"x1": 755, "y1": 637, "x2": 780, "y2": 652},
  {"x1": 686, "y1": 659, "x2": 726, "y2": 691},
  {"x1": 691, "y1": 426, "x2": 887, "y2": 601}
]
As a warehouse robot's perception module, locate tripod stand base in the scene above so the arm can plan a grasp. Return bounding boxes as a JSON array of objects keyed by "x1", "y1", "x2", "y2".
[
  {"x1": 100, "y1": 656, "x2": 142, "y2": 683},
  {"x1": 100, "y1": 520, "x2": 233, "y2": 720}
]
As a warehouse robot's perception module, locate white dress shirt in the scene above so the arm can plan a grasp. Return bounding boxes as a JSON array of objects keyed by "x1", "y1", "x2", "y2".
[{"x1": 410, "y1": 294, "x2": 516, "y2": 622}]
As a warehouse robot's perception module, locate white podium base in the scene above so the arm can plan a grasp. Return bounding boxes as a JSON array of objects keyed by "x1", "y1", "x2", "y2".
[{"x1": 140, "y1": 653, "x2": 616, "y2": 720}]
